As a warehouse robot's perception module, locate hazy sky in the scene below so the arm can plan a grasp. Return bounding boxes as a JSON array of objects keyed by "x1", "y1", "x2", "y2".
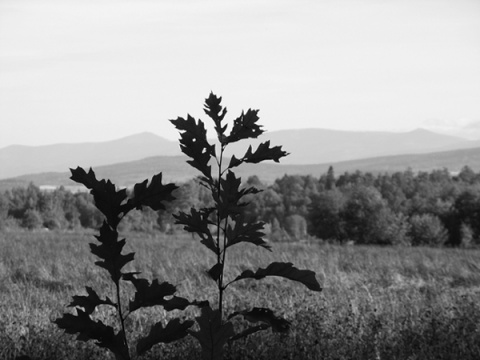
[{"x1": 1, "y1": 0, "x2": 479, "y2": 148}]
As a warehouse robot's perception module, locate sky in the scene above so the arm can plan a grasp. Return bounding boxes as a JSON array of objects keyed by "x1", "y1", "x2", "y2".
[{"x1": 1, "y1": 0, "x2": 480, "y2": 148}]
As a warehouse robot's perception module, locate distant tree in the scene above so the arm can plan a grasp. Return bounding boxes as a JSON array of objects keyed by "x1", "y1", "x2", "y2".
[
  {"x1": 284, "y1": 214, "x2": 308, "y2": 240},
  {"x1": 453, "y1": 186, "x2": 480, "y2": 244},
  {"x1": 269, "y1": 217, "x2": 290, "y2": 242},
  {"x1": 6, "y1": 183, "x2": 41, "y2": 219},
  {"x1": 22, "y1": 209, "x2": 43, "y2": 229},
  {"x1": 257, "y1": 188, "x2": 285, "y2": 224},
  {"x1": 308, "y1": 189, "x2": 347, "y2": 241},
  {"x1": 325, "y1": 166, "x2": 336, "y2": 190},
  {"x1": 342, "y1": 185, "x2": 404, "y2": 244},
  {"x1": 392, "y1": 169, "x2": 416, "y2": 198},
  {"x1": 457, "y1": 165, "x2": 477, "y2": 184},
  {"x1": 74, "y1": 193, "x2": 103, "y2": 228},
  {"x1": 240, "y1": 176, "x2": 266, "y2": 222},
  {"x1": 408, "y1": 213, "x2": 448, "y2": 246},
  {"x1": 273, "y1": 175, "x2": 318, "y2": 226},
  {"x1": 273, "y1": 175, "x2": 306, "y2": 216},
  {"x1": 336, "y1": 170, "x2": 374, "y2": 188},
  {"x1": 375, "y1": 173, "x2": 408, "y2": 214},
  {"x1": 39, "y1": 190, "x2": 68, "y2": 229},
  {"x1": 0, "y1": 192, "x2": 10, "y2": 229},
  {"x1": 459, "y1": 222, "x2": 474, "y2": 248}
]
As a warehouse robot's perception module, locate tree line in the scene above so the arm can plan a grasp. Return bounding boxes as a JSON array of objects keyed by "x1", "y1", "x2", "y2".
[{"x1": 2, "y1": 165, "x2": 480, "y2": 247}]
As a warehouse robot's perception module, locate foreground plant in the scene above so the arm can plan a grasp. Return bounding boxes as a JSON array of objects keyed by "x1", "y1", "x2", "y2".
[
  {"x1": 171, "y1": 93, "x2": 322, "y2": 360},
  {"x1": 55, "y1": 168, "x2": 204, "y2": 360}
]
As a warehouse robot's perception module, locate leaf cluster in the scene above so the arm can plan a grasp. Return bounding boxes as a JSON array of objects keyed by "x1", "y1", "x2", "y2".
[{"x1": 55, "y1": 168, "x2": 203, "y2": 360}]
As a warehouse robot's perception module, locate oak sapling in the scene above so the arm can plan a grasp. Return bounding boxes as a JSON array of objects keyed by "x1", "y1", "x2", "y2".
[
  {"x1": 171, "y1": 93, "x2": 322, "y2": 360},
  {"x1": 55, "y1": 168, "x2": 205, "y2": 360}
]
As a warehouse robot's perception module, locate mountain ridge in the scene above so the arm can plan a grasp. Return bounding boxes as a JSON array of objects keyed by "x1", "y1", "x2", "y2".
[
  {"x1": 3, "y1": 145, "x2": 480, "y2": 192},
  {"x1": 1, "y1": 128, "x2": 478, "y2": 180}
]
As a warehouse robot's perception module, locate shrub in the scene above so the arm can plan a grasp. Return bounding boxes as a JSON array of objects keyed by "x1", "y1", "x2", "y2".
[{"x1": 408, "y1": 213, "x2": 448, "y2": 246}]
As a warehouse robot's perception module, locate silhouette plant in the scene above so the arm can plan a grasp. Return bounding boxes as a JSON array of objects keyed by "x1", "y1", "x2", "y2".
[
  {"x1": 54, "y1": 168, "x2": 205, "y2": 360},
  {"x1": 171, "y1": 93, "x2": 322, "y2": 360}
]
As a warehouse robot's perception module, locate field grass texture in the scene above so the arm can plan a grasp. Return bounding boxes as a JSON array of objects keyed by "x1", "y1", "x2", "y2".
[{"x1": 1, "y1": 230, "x2": 480, "y2": 360}]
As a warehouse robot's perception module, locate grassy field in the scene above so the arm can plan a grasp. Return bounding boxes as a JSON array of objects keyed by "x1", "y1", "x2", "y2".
[{"x1": 1, "y1": 230, "x2": 480, "y2": 360}]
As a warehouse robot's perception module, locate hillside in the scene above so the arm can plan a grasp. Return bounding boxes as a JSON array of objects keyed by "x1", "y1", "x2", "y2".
[
  {"x1": 224, "y1": 128, "x2": 476, "y2": 164},
  {"x1": 3, "y1": 146, "x2": 480, "y2": 191},
  {"x1": 0, "y1": 132, "x2": 180, "y2": 179},
  {"x1": 1, "y1": 128, "x2": 476, "y2": 180}
]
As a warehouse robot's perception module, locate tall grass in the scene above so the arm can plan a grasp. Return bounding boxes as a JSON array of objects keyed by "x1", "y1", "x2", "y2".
[{"x1": 1, "y1": 230, "x2": 480, "y2": 359}]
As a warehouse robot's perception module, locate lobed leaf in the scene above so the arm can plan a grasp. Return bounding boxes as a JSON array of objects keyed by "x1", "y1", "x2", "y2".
[
  {"x1": 232, "y1": 262, "x2": 322, "y2": 292},
  {"x1": 127, "y1": 173, "x2": 178, "y2": 211},
  {"x1": 69, "y1": 286, "x2": 116, "y2": 315},
  {"x1": 136, "y1": 318, "x2": 195, "y2": 355},
  {"x1": 128, "y1": 278, "x2": 177, "y2": 312},
  {"x1": 188, "y1": 305, "x2": 235, "y2": 360},
  {"x1": 173, "y1": 209, "x2": 218, "y2": 253},
  {"x1": 90, "y1": 222, "x2": 135, "y2": 283},
  {"x1": 170, "y1": 115, "x2": 215, "y2": 179},
  {"x1": 226, "y1": 216, "x2": 271, "y2": 251},
  {"x1": 127, "y1": 276, "x2": 207, "y2": 312},
  {"x1": 203, "y1": 92, "x2": 228, "y2": 141},
  {"x1": 54, "y1": 310, "x2": 129, "y2": 360},
  {"x1": 228, "y1": 307, "x2": 290, "y2": 333},
  {"x1": 228, "y1": 155, "x2": 244, "y2": 169},
  {"x1": 227, "y1": 109, "x2": 264, "y2": 143},
  {"x1": 70, "y1": 167, "x2": 129, "y2": 227},
  {"x1": 215, "y1": 171, "x2": 255, "y2": 219},
  {"x1": 242, "y1": 141, "x2": 289, "y2": 164}
]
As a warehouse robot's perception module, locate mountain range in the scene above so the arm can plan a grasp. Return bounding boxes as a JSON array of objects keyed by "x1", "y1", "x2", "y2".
[
  {"x1": 1, "y1": 128, "x2": 480, "y2": 190},
  {"x1": 0, "y1": 132, "x2": 180, "y2": 180}
]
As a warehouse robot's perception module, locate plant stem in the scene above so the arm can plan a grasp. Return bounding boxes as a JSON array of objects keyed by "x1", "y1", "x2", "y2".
[
  {"x1": 115, "y1": 280, "x2": 130, "y2": 359},
  {"x1": 216, "y1": 145, "x2": 225, "y2": 321}
]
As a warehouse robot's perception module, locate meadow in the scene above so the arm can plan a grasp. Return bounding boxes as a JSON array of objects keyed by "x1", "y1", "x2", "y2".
[{"x1": 1, "y1": 229, "x2": 480, "y2": 360}]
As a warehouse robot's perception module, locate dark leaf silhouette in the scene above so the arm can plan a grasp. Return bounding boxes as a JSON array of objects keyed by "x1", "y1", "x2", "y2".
[
  {"x1": 170, "y1": 115, "x2": 215, "y2": 179},
  {"x1": 226, "y1": 217, "x2": 271, "y2": 251},
  {"x1": 243, "y1": 141, "x2": 288, "y2": 164},
  {"x1": 204, "y1": 92, "x2": 228, "y2": 141},
  {"x1": 174, "y1": 208, "x2": 218, "y2": 253},
  {"x1": 216, "y1": 171, "x2": 259, "y2": 219},
  {"x1": 216, "y1": 171, "x2": 246, "y2": 219},
  {"x1": 70, "y1": 167, "x2": 128, "y2": 227},
  {"x1": 228, "y1": 155, "x2": 244, "y2": 169},
  {"x1": 232, "y1": 262, "x2": 322, "y2": 291},
  {"x1": 207, "y1": 263, "x2": 224, "y2": 282},
  {"x1": 127, "y1": 278, "x2": 177, "y2": 312},
  {"x1": 127, "y1": 277, "x2": 206, "y2": 312},
  {"x1": 136, "y1": 318, "x2": 194, "y2": 355},
  {"x1": 188, "y1": 306, "x2": 235, "y2": 360},
  {"x1": 55, "y1": 310, "x2": 129, "y2": 360},
  {"x1": 227, "y1": 109, "x2": 263, "y2": 143},
  {"x1": 90, "y1": 222, "x2": 134, "y2": 283},
  {"x1": 127, "y1": 173, "x2": 177, "y2": 211},
  {"x1": 69, "y1": 287, "x2": 116, "y2": 315}
]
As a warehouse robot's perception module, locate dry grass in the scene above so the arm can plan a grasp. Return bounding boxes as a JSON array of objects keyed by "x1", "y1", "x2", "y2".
[{"x1": 1, "y1": 230, "x2": 480, "y2": 359}]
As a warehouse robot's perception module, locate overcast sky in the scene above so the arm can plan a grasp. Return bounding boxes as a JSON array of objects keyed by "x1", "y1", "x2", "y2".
[{"x1": 1, "y1": 0, "x2": 479, "y2": 148}]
